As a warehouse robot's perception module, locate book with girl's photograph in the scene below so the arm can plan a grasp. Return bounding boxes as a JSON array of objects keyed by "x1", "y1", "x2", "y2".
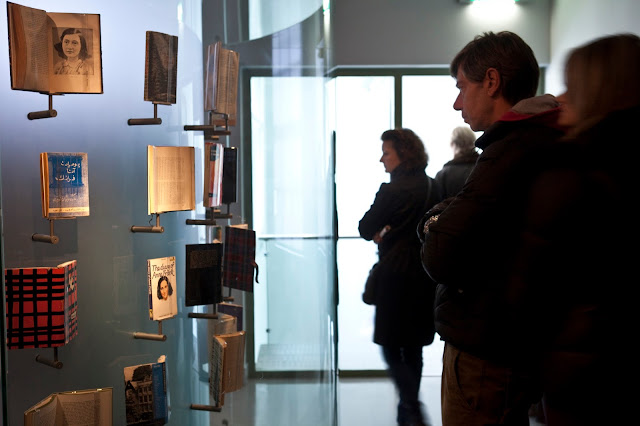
[{"x1": 7, "y1": 2, "x2": 103, "y2": 94}]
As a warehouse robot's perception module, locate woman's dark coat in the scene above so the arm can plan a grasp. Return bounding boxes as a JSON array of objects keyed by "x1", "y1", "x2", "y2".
[{"x1": 359, "y1": 164, "x2": 438, "y2": 347}]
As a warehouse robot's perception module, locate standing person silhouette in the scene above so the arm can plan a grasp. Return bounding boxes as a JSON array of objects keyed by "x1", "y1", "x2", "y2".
[
  {"x1": 516, "y1": 33, "x2": 640, "y2": 426},
  {"x1": 419, "y1": 31, "x2": 565, "y2": 425},
  {"x1": 359, "y1": 128, "x2": 439, "y2": 426},
  {"x1": 433, "y1": 126, "x2": 479, "y2": 200}
]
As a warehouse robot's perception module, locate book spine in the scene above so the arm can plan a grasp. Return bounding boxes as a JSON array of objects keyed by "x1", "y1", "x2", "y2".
[
  {"x1": 147, "y1": 260, "x2": 153, "y2": 320},
  {"x1": 152, "y1": 362, "x2": 168, "y2": 421}
]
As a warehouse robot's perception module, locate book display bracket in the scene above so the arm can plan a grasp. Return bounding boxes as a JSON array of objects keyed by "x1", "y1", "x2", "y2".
[
  {"x1": 32, "y1": 218, "x2": 67, "y2": 244},
  {"x1": 186, "y1": 205, "x2": 232, "y2": 226},
  {"x1": 133, "y1": 320, "x2": 167, "y2": 341},
  {"x1": 35, "y1": 347, "x2": 64, "y2": 369},
  {"x1": 27, "y1": 93, "x2": 61, "y2": 120},
  {"x1": 190, "y1": 404, "x2": 222, "y2": 412},
  {"x1": 131, "y1": 213, "x2": 165, "y2": 233},
  {"x1": 127, "y1": 102, "x2": 164, "y2": 126},
  {"x1": 183, "y1": 111, "x2": 231, "y2": 135}
]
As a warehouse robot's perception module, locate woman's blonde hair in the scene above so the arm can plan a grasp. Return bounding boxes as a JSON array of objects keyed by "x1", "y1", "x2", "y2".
[{"x1": 564, "y1": 33, "x2": 640, "y2": 133}]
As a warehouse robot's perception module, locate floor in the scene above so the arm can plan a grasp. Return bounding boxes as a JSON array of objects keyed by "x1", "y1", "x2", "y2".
[{"x1": 211, "y1": 374, "x2": 547, "y2": 426}]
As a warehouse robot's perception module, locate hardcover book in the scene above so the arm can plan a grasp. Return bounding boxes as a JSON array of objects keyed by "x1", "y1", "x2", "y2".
[
  {"x1": 204, "y1": 41, "x2": 239, "y2": 125},
  {"x1": 212, "y1": 313, "x2": 237, "y2": 335},
  {"x1": 124, "y1": 356, "x2": 168, "y2": 425},
  {"x1": 144, "y1": 31, "x2": 178, "y2": 105},
  {"x1": 209, "y1": 331, "x2": 245, "y2": 407},
  {"x1": 221, "y1": 146, "x2": 237, "y2": 205},
  {"x1": 217, "y1": 302, "x2": 243, "y2": 331},
  {"x1": 223, "y1": 225, "x2": 257, "y2": 292},
  {"x1": 40, "y1": 152, "x2": 90, "y2": 219},
  {"x1": 7, "y1": 2, "x2": 103, "y2": 94},
  {"x1": 185, "y1": 243, "x2": 223, "y2": 307},
  {"x1": 147, "y1": 145, "x2": 195, "y2": 214},
  {"x1": 203, "y1": 142, "x2": 224, "y2": 208},
  {"x1": 147, "y1": 256, "x2": 178, "y2": 321},
  {"x1": 24, "y1": 387, "x2": 113, "y2": 426},
  {"x1": 4, "y1": 260, "x2": 78, "y2": 349}
]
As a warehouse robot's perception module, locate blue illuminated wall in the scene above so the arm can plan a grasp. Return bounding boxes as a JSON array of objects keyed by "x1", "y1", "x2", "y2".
[{"x1": 0, "y1": 1, "x2": 218, "y2": 424}]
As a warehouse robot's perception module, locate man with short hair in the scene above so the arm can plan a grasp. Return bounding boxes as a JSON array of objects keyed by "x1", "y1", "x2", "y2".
[{"x1": 420, "y1": 31, "x2": 565, "y2": 425}]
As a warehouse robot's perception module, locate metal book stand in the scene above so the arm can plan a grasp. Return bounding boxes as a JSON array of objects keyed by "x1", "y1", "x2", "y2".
[
  {"x1": 127, "y1": 102, "x2": 164, "y2": 125},
  {"x1": 32, "y1": 217, "x2": 77, "y2": 244},
  {"x1": 36, "y1": 347, "x2": 64, "y2": 369},
  {"x1": 186, "y1": 205, "x2": 232, "y2": 226},
  {"x1": 133, "y1": 320, "x2": 167, "y2": 341},
  {"x1": 27, "y1": 93, "x2": 60, "y2": 120},
  {"x1": 183, "y1": 111, "x2": 231, "y2": 135},
  {"x1": 131, "y1": 213, "x2": 165, "y2": 233}
]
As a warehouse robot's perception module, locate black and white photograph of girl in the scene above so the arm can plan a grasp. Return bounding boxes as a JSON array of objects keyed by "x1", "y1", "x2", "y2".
[
  {"x1": 151, "y1": 272, "x2": 178, "y2": 320},
  {"x1": 52, "y1": 27, "x2": 94, "y2": 75}
]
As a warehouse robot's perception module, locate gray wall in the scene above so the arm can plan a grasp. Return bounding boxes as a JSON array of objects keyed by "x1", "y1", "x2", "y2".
[
  {"x1": 546, "y1": 0, "x2": 640, "y2": 95},
  {"x1": 331, "y1": 0, "x2": 551, "y2": 67}
]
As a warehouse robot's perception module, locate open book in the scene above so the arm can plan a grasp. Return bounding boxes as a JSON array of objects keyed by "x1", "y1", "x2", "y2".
[
  {"x1": 5, "y1": 260, "x2": 78, "y2": 349},
  {"x1": 147, "y1": 146, "x2": 195, "y2": 214},
  {"x1": 40, "y1": 152, "x2": 90, "y2": 218},
  {"x1": 204, "y1": 41, "x2": 239, "y2": 126},
  {"x1": 24, "y1": 387, "x2": 113, "y2": 426},
  {"x1": 209, "y1": 331, "x2": 245, "y2": 407},
  {"x1": 147, "y1": 256, "x2": 178, "y2": 321},
  {"x1": 7, "y1": 2, "x2": 103, "y2": 94},
  {"x1": 124, "y1": 356, "x2": 168, "y2": 425},
  {"x1": 144, "y1": 31, "x2": 178, "y2": 105}
]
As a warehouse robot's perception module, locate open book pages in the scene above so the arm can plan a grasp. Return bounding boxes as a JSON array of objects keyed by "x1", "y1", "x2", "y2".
[
  {"x1": 7, "y1": 2, "x2": 103, "y2": 94},
  {"x1": 147, "y1": 146, "x2": 195, "y2": 214},
  {"x1": 24, "y1": 387, "x2": 113, "y2": 426},
  {"x1": 204, "y1": 41, "x2": 239, "y2": 124}
]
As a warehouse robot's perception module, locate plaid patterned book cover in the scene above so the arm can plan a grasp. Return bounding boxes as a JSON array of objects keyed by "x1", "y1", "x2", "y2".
[
  {"x1": 222, "y1": 226, "x2": 256, "y2": 292},
  {"x1": 4, "y1": 260, "x2": 78, "y2": 349}
]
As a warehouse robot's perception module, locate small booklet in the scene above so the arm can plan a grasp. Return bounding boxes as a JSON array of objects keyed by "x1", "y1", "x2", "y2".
[
  {"x1": 40, "y1": 152, "x2": 90, "y2": 219},
  {"x1": 124, "y1": 356, "x2": 168, "y2": 425},
  {"x1": 24, "y1": 387, "x2": 113, "y2": 426}
]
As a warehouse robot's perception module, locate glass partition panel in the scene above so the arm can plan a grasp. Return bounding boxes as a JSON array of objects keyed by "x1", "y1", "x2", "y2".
[
  {"x1": 334, "y1": 76, "x2": 394, "y2": 371},
  {"x1": 250, "y1": 76, "x2": 335, "y2": 424}
]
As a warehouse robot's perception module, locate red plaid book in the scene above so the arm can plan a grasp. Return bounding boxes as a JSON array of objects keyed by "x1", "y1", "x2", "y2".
[
  {"x1": 223, "y1": 226, "x2": 257, "y2": 292},
  {"x1": 4, "y1": 260, "x2": 78, "y2": 349}
]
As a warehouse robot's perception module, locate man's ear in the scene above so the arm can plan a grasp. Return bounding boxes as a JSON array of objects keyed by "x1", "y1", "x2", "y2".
[{"x1": 485, "y1": 68, "x2": 501, "y2": 97}]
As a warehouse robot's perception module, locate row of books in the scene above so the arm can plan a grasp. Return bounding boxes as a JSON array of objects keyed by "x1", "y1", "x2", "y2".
[
  {"x1": 25, "y1": 330, "x2": 245, "y2": 425},
  {"x1": 7, "y1": 2, "x2": 239, "y2": 119},
  {"x1": 4, "y1": 226, "x2": 255, "y2": 349},
  {"x1": 40, "y1": 144, "x2": 236, "y2": 219}
]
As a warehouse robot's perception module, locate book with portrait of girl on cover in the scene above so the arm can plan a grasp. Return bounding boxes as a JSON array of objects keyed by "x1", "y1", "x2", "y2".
[
  {"x1": 7, "y1": 2, "x2": 103, "y2": 94},
  {"x1": 147, "y1": 256, "x2": 178, "y2": 321}
]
